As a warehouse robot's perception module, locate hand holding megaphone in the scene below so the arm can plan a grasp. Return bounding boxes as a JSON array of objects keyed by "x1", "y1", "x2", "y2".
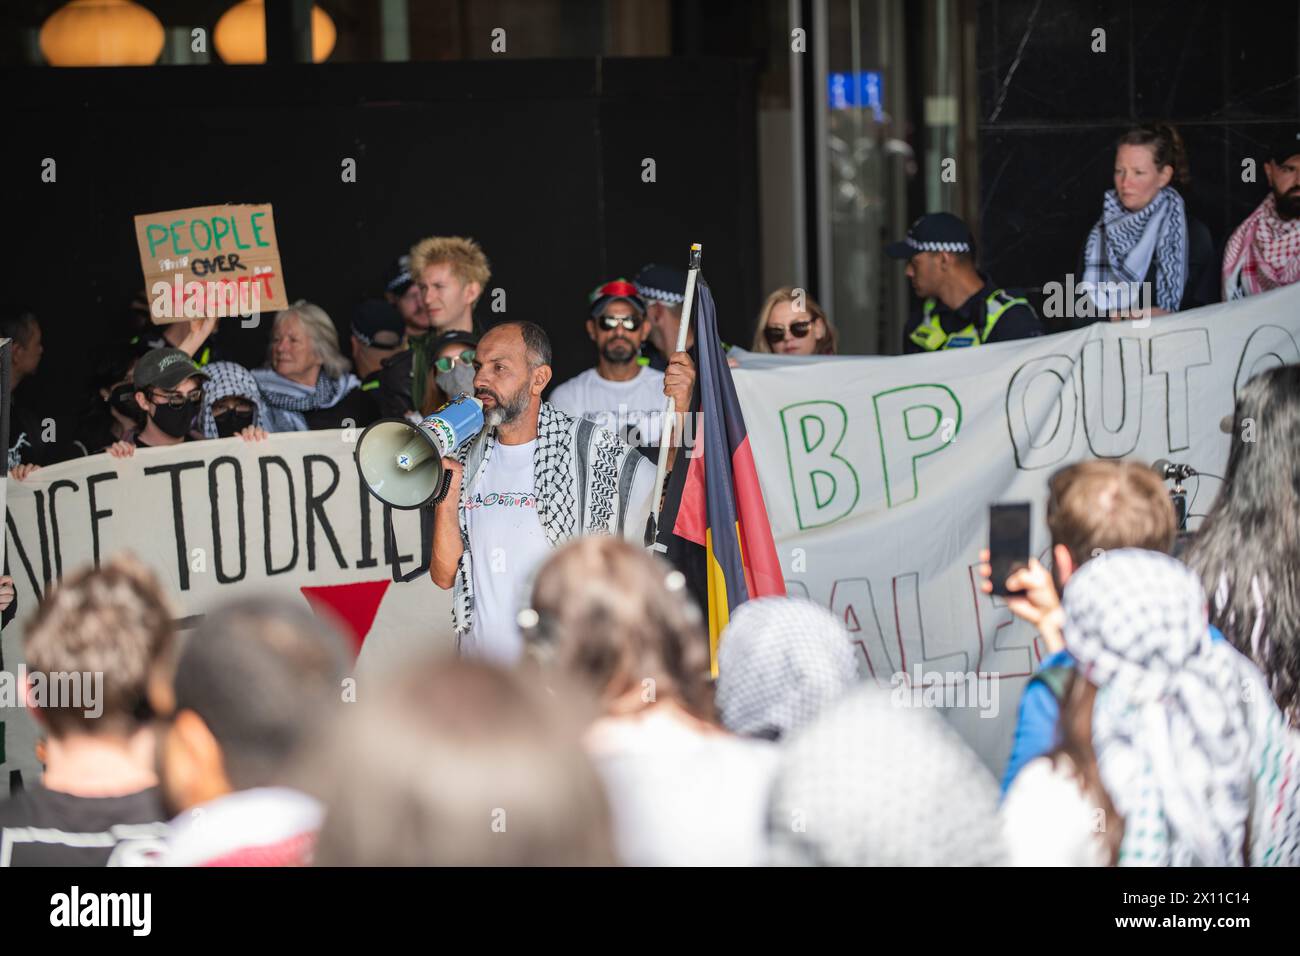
[{"x1": 436, "y1": 456, "x2": 464, "y2": 510}]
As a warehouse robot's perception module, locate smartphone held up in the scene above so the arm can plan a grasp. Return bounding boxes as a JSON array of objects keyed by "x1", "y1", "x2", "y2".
[{"x1": 988, "y1": 502, "x2": 1031, "y2": 597}]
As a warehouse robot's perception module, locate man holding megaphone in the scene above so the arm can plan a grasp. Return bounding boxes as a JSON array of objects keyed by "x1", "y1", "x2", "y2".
[{"x1": 416, "y1": 320, "x2": 694, "y2": 664}]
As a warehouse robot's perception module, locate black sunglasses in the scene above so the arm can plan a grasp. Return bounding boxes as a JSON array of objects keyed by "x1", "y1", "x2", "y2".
[
  {"x1": 763, "y1": 320, "x2": 813, "y2": 345},
  {"x1": 597, "y1": 314, "x2": 644, "y2": 332}
]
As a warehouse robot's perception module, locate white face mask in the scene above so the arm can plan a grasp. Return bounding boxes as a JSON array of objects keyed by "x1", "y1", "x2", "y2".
[{"x1": 435, "y1": 364, "x2": 476, "y2": 399}]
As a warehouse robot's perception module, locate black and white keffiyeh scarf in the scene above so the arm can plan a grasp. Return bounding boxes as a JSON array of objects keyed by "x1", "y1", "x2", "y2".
[
  {"x1": 450, "y1": 401, "x2": 648, "y2": 640},
  {"x1": 251, "y1": 366, "x2": 361, "y2": 432},
  {"x1": 715, "y1": 597, "x2": 859, "y2": 741},
  {"x1": 1063, "y1": 549, "x2": 1300, "y2": 867},
  {"x1": 1082, "y1": 186, "x2": 1188, "y2": 314},
  {"x1": 199, "y1": 361, "x2": 270, "y2": 438}
]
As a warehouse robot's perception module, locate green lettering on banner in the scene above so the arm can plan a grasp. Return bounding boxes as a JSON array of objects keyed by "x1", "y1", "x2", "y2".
[
  {"x1": 211, "y1": 216, "x2": 230, "y2": 249},
  {"x1": 230, "y1": 215, "x2": 251, "y2": 250},
  {"x1": 250, "y1": 211, "x2": 271, "y2": 247},
  {"x1": 168, "y1": 219, "x2": 189, "y2": 256},
  {"x1": 145, "y1": 224, "x2": 170, "y2": 257},
  {"x1": 189, "y1": 218, "x2": 213, "y2": 251},
  {"x1": 872, "y1": 384, "x2": 961, "y2": 508},
  {"x1": 779, "y1": 400, "x2": 859, "y2": 530}
]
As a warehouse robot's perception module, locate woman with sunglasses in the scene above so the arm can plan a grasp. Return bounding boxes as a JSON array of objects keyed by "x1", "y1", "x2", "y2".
[{"x1": 751, "y1": 287, "x2": 837, "y2": 356}]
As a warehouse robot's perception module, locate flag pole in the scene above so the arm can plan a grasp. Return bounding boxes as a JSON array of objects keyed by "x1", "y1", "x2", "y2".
[{"x1": 647, "y1": 242, "x2": 702, "y2": 550}]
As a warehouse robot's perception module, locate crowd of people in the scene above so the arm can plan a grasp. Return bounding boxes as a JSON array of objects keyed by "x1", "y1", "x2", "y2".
[
  {"x1": 2, "y1": 125, "x2": 1297, "y2": 478},
  {"x1": 0, "y1": 122, "x2": 1297, "y2": 867},
  {"x1": 2, "y1": 360, "x2": 1298, "y2": 865}
]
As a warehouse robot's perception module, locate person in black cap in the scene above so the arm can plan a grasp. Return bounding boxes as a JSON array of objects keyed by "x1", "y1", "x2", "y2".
[
  {"x1": 1223, "y1": 136, "x2": 1300, "y2": 300},
  {"x1": 383, "y1": 254, "x2": 431, "y2": 340},
  {"x1": 352, "y1": 299, "x2": 406, "y2": 372},
  {"x1": 634, "y1": 263, "x2": 695, "y2": 372},
  {"x1": 887, "y1": 213, "x2": 1042, "y2": 352},
  {"x1": 550, "y1": 278, "x2": 669, "y2": 456},
  {"x1": 107, "y1": 347, "x2": 209, "y2": 457},
  {"x1": 350, "y1": 299, "x2": 407, "y2": 425}
]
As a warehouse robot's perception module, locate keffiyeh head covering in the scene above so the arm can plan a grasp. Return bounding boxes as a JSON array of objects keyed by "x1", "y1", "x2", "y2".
[
  {"x1": 716, "y1": 597, "x2": 859, "y2": 741},
  {"x1": 198, "y1": 361, "x2": 270, "y2": 438},
  {"x1": 1082, "y1": 186, "x2": 1188, "y2": 313},
  {"x1": 766, "y1": 685, "x2": 1005, "y2": 866},
  {"x1": 1063, "y1": 548, "x2": 1300, "y2": 866}
]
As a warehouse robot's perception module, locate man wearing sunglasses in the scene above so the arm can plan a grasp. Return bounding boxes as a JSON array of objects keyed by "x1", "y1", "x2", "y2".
[
  {"x1": 107, "y1": 347, "x2": 208, "y2": 457},
  {"x1": 887, "y1": 213, "x2": 1043, "y2": 353},
  {"x1": 549, "y1": 279, "x2": 671, "y2": 455}
]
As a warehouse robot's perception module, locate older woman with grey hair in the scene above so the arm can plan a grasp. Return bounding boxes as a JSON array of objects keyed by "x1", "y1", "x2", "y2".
[{"x1": 252, "y1": 300, "x2": 365, "y2": 431}]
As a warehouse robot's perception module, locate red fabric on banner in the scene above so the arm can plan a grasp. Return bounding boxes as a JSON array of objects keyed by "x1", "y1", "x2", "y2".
[{"x1": 300, "y1": 579, "x2": 391, "y2": 656}]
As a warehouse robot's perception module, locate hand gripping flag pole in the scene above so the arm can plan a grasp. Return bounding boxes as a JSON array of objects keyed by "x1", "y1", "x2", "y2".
[{"x1": 647, "y1": 242, "x2": 701, "y2": 551}]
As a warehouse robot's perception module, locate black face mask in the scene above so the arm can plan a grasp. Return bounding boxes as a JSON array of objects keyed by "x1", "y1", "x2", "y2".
[
  {"x1": 110, "y1": 383, "x2": 146, "y2": 427},
  {"x1": 150, "y1": 401, "x2": 198, "y2": 439},
  {"x1": 213, "y1": 407, "x2": 256, "y2": 438}
]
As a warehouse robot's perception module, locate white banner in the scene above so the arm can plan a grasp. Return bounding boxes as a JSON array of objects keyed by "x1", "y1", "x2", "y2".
[
  {"x1": 732, "y1": 283, "x2": 1300, "y2": 773},
  {"x1": 1, "y1": 431, "x2": 452, "y2": 790},
  {"x1": 3, "y1": 285, "x2": 1298, "y2": 790}
]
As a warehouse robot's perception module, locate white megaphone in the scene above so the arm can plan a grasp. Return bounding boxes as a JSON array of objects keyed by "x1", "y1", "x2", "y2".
[{"x1": 354, "y1": 394, "x2": 485, "y2": 509}]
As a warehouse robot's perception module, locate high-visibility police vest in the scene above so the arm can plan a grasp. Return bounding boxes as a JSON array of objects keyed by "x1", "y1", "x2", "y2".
[{"x1": 909, "y1": 289, "x2": 1028, "y2": 351}]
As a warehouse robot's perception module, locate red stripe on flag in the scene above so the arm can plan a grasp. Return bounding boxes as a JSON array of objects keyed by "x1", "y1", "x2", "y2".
[
  {"x1": 730, "y1": 436, "x2": 785, "y2": 597},
  {"x1": 672, "y1": 441, "x2": 708, "y2": 547}
]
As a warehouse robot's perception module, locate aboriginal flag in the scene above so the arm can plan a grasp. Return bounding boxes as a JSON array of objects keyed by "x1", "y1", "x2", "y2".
[{"x1": 657, "y1": 279, "x2": 784, "y2": 675}]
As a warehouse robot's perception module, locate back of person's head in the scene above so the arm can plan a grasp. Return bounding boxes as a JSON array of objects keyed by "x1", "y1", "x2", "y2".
[
  {"x1": 308, "y1": 658, "x2": 615, "y2": 866},
  {"x1": 751, "y1": 287, "x2": 837, "y2": 354},
  {"x1": 1059, "y1": 548, "x2": 1279, "y2": 865},
  {"x1": 161, "y1": 597, "x2": 348, "y2": 809},
  {"x1": 524, "y1": 536, "x2": 714, "y2": 721},
  {"x1": 0, "y1": 309, "x2": 39, "y2": 348},
  {"x1": 766, "y1": 684, "x2": 1005, "y2": 866},
  {"x1": 1187, "y1": 364, "x2": 1300, "y2": 725},
  {"x1": 1046, "y1": 459, "x2": 1176, "y2": 569},
  {"x1": 24, "y1": 555, "x2": 175, "y2": 739},
  {"x1": 1116, "y1": 122, "x2": 1190, "y2": 187},
  {"x1": 716, "y1": 597, "x2": 858, "y2": 740}
]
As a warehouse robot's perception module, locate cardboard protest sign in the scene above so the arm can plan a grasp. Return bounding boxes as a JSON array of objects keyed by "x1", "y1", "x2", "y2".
[{"x1": 133, "y1": 203, "x2": 289, "y2": 322}]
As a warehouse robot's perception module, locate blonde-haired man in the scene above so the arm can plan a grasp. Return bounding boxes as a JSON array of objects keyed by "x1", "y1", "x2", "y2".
[
  {"x1": 409, "y1": 236, "x2": 490, "y2": 334},
  {"x1": 408, "y1": 236, "x2": 491, "y2": 409}
]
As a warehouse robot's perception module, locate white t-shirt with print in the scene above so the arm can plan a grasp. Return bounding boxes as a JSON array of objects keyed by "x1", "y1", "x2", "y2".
[
  {"x1": 465, "y1": 439, "x2": 551, "y2": 665},
  {"x1": 549, "y1": 366, "x2": 667, "y2": 446}
]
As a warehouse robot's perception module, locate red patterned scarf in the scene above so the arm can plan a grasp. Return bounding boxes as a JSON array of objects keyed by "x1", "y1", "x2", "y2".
[{"x1": 1223, "y1": 193, "x2": 1300, "y2": 299}]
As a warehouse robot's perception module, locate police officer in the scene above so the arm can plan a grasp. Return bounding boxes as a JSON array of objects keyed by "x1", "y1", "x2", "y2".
[{"x1": 887, "y1": 213, "x2": 1043, "y2": 353}]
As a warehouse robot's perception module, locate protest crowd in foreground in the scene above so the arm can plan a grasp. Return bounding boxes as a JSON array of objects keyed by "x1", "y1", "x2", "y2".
[{"x1": 0, "y1": 125, "x2": 1299, "y2": 867}]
